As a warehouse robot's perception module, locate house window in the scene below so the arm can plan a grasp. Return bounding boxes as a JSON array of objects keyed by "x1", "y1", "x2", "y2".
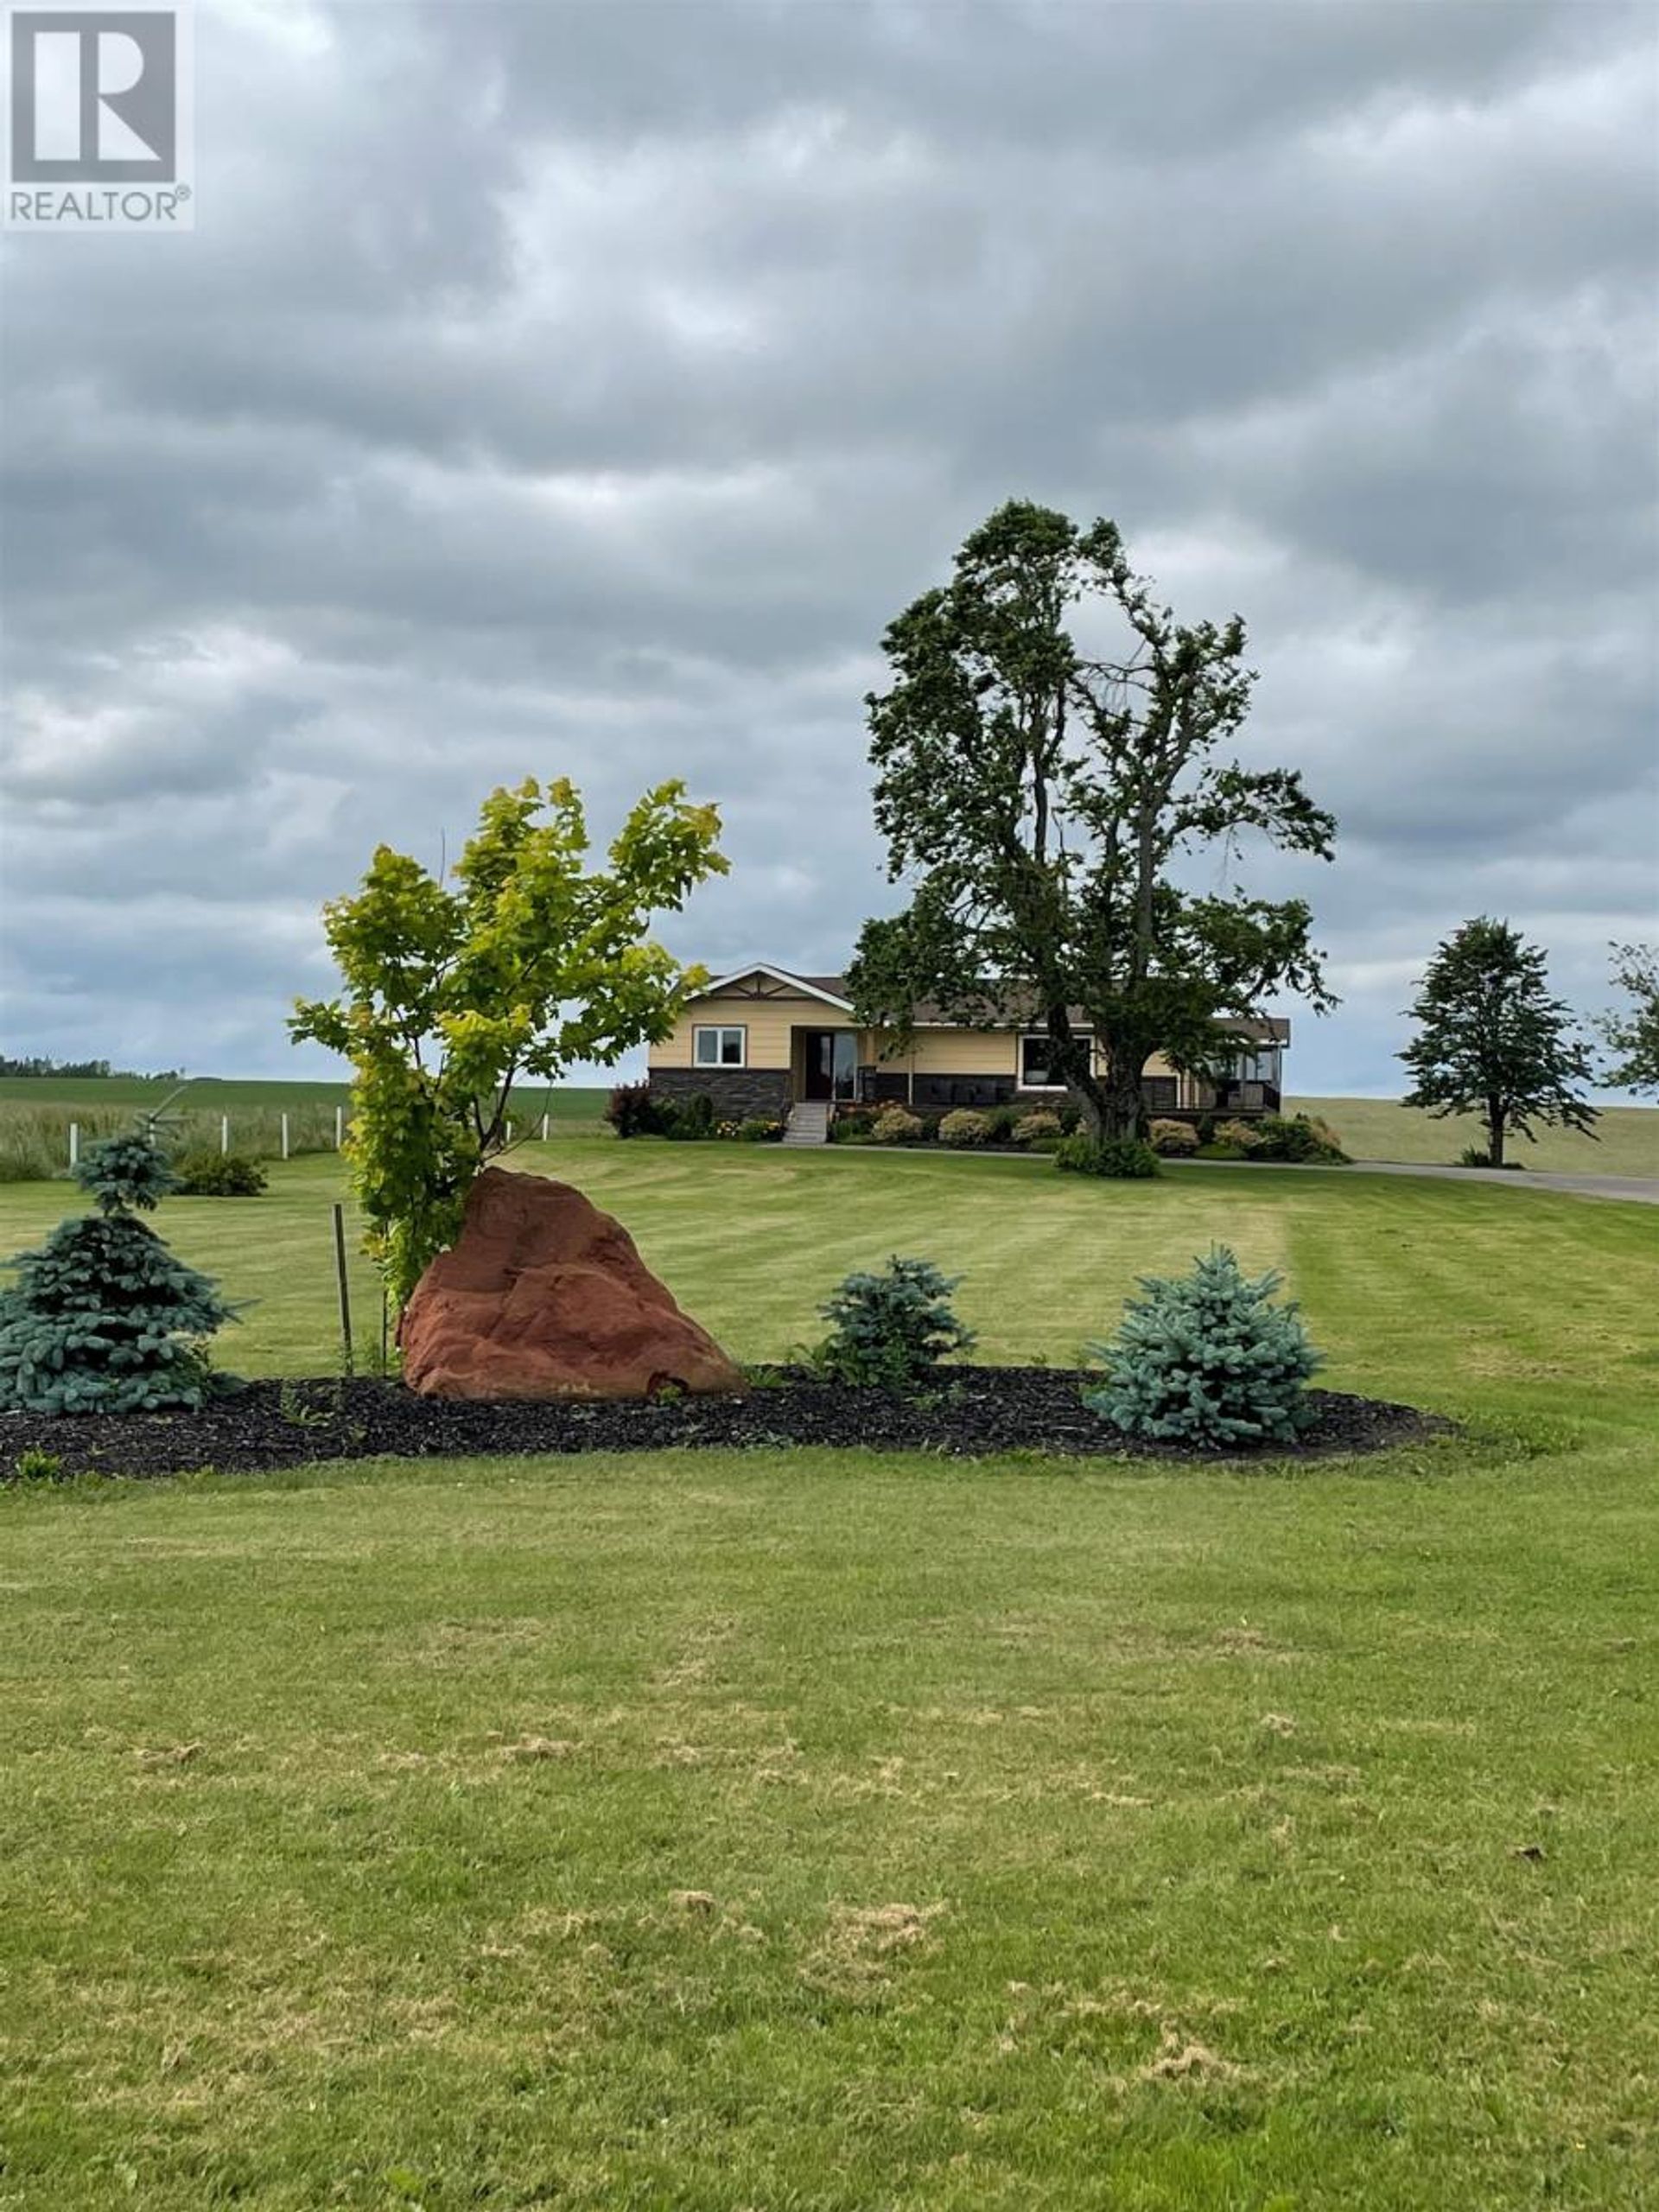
[
  {"x1": 693, "y1": 1025, "x2": 747, "y2": 1069},
  {"x1": 1231, "y1": 1046, "x2": 1281, "y2": 1084},
  {"x1": 1020, "y1": 1033, "x2": 1089, "y2": 1090}
]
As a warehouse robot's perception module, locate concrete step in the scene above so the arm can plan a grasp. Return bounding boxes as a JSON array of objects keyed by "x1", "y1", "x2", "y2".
[{"x1": 782, "y1": 1101, "x2": 830, "y2": 1147}]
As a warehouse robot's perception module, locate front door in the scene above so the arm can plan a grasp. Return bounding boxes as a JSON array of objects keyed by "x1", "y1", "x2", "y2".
[{"x1": 803, "y1": 1029, "x2": 858, "y2": 1102}]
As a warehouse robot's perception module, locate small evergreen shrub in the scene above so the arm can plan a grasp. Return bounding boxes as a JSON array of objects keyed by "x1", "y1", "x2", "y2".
[
  {"x1": 1057, "y1": 1103, "x2": 1083, "y2": 1135},
  {"x1": 0, "y1": 1126, "x2": 241, "y2": 1414},
  {"x1": 663, "y1": 1092, "x2": 717, "y2": 1141},
  {"x1": 1212, "y1": 1118, "x2": 1262, "y2": 1153},
  {"x1": 1013, "y1": 1110, "x2": 1063, "y2": 1147},
  {"x1": 982, "y1": 1105, "x2": 1022, "y2": 1144},
  {"x1": 873, "y1": 1107, "x2": 924, "y2": 1146},
  {"x1": 938, "y1": 1109, "x2": 991, "y2": 1148},
  {"x1": 1148, "y1": 1117, "x2": 1199, "y2": 1156},
  {"x1": 1456, "y1": 1146, "x2": 1522, "y2": 1170},
  {"x1": 174, "y1": 1149, "x2": 268, "y2": 1197},
  {"x1": 1084, "y1": 1245, "x2": 1322, "y2": 1447},
  {"x1": 1055, "y1": 1134, "x2": 1161, "y2": 1179},
  {"x1": 811, "y1": 1255, "x2": 976, "y2": 1388}
]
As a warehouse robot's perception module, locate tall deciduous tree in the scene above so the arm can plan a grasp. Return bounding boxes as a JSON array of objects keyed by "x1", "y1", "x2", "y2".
[
  {"x1": 1399, "y1": 918, "x2": 1598, "y2": 1166},
  {"x1": 1599, "y1": 941, "x2": 1659, "y2": 1096},
  {"x1": 845, "y1": 501, "x2": 1336, "y2": 1140},
  {"x1": 291, "y1": 778, "x2": 727, "y2": 1306}
]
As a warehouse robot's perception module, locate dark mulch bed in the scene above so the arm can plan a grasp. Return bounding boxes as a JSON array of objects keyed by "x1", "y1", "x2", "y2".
[{"x1": 1, "y1": 1367, "x2": 1452, "y2": 1481}]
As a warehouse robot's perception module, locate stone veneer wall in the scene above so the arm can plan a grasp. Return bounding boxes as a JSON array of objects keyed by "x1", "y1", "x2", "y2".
[{"x1": 649, "y1": 1065, "x2": 791, "y2": 1122}]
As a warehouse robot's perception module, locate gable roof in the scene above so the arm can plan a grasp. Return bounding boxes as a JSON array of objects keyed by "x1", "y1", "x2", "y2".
[
  {"x1": 697, "y1": 963, "x2": 854, "y2": 1011},
  {"x1": 689, "y1": 962, "x2": 1288, "y2": 1042}
]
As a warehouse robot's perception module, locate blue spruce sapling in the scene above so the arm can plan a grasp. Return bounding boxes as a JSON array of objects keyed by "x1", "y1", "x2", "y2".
[{"x1": 0, "y1": 1123, "x2": 241, "y2": 1414}]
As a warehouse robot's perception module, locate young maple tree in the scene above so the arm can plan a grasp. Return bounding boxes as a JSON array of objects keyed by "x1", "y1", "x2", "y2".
[
  {"x1": 845, "y1": 500, "x2": 1336, "y2": 1141},
  {"x1": 291, "y1": 777, "x2": 727, "y2": 1306},
  {"x1": 1599, "y1": 941, "x2": 1659, "y2": 1096},
  {"x1": 1399, "y1": 917, "x2": 1598, "y2": 1166}
]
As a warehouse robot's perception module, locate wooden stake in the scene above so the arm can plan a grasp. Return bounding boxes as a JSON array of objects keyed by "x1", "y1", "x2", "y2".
[{"x1": 332, "y1": 1202, "x2": 353, "y2": 1376}]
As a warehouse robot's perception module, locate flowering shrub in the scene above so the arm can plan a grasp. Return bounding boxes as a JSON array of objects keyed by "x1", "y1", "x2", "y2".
[
  {"x1": 1213, "y1": 1118, "x2": 1262, "y2": 1153},
  {"x1": 938, "y1": 1109, "x2": 991, "y2": 1147},
  {"x1": 873, "y1": 1107, "x2": 924, "y2": 1145},
  {"x1": 1013, "y1": 1110, "x2": 1063, "y2": 1146},
  {"x1": 1252, "y1": 1113, "x2": 1348, "y2": 1164},
  {"x1": 1147, "y1": 1117, "x2": 1199, "y2": 1156}
]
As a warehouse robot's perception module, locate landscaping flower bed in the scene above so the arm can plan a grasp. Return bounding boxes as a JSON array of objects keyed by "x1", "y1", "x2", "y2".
[{"x1": 1, "y1": 1367, "x2": 1449, "y2": 1481}]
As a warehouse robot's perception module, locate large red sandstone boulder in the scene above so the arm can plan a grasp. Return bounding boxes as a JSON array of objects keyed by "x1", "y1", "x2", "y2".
[{"x1": 399, "y1": 1167, "x2": 746, "y2": 1401}]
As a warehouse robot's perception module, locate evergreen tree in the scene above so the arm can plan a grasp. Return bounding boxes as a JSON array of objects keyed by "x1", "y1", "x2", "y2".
[
  {"x1": 1399, "y1": 918, "x2": 1597, "y2": 1167},
  {"x1": 813, "y1": 1256, "x2": 976, "y2": 1388},
  {"x1": 0, "y1": 1125, "x2": 240, "y2": 1414},
  {"x1": 1084, "y1": 1246, "x2": 1321, "y2": 1447},
  {"x1": 1599, "y1": 941, "x2": 1659, "y2": 1096}
]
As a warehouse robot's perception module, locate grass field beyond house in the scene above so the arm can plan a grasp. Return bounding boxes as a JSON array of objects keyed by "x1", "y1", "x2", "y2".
[
  {"x1": 2, "y1": 1146, "x2": 1656, "y2": 2209},
  {"x1": 1290, "y1": 1096, "x2": 1658, "y2": 1176}
]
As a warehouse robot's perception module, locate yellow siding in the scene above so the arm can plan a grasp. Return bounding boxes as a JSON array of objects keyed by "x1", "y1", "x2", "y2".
[
  {"x1": 891, "y1": 1029, "x2": 1020, "y2": 1078},
  {"x1": 651, "y1": 984, "x2": 855, "y2": 1071},
  {"x1": 654, "y1": 986, "x2": 1226, "y2": 1103}
]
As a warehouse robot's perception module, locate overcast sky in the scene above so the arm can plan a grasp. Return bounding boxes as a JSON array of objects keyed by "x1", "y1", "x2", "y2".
[{"x1": 2, "y1": 0, "x2": 1656, "y2": 1095}]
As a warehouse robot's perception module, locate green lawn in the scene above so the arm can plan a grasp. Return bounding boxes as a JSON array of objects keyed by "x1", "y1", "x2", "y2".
[
  {"x1": 3, "y1": 1146, "x2": 1657, "y2": 2209},
  {"x1": 1291, "y1": 1095, "x2": 1658, "y2": 1176}
]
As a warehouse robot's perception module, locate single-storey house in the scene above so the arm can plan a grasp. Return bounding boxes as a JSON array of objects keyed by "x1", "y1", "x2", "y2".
[{"x1": 647, "y1": 962, "x2": 1288, "y2": 1129}]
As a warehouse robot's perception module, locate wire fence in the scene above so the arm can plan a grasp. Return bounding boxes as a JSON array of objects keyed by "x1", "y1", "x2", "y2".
[{"x1": 0, "y1": 1103, "x2": 591, "y2": 1184}]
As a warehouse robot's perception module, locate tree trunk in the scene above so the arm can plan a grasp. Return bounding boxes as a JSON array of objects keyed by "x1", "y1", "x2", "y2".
[
  {"x1": 1487, "y1": 1100, "x2": 1505, "y2": 1167},
  {"x1": 1097, "y1": 1063, "x2": 1147, "y2": 1142}
]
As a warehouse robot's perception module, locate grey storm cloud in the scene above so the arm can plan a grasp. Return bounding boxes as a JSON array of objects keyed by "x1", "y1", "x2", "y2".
[{"x1": 1, "y1": 0, "x2": 1655, "y2": 1091}]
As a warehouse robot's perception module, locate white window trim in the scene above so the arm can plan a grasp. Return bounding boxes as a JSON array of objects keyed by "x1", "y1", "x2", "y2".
[
  {"x1": 1020, "y1": 1033, "x2": 1090, "y2": 1091},
  {"x1": 693, "y1": 1023, "x2": 747, "y2": 1069}
]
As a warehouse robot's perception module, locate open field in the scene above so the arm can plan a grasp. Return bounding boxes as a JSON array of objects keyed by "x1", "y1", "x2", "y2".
[
  {"x1": 0, "y1": 1077, "x2": 612, "y2": 1118},
  {"x1": 3, "y1": 1146, "x2": 1656, "y2": 2208},
  {"x1": 0, "y1": 1081, "x2": 613, "y2": 1184},
  {"x1": 1291, "y1": 1096, "x2": 1658, "y2": 1176}
]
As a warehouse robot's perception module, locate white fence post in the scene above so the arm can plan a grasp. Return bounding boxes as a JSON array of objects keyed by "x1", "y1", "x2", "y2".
[
  {"x1": 335, "y1": 1105, "x2": 345, "y2": 1149},
  {"x1": 220, "y1": 1115, "x2": 230, "y2": 1156},
  {"x1": 68, "y1": 1122, "x2": 79, "y2": 1169},
  {"x1": 281, "y1": 1111, "x2": 289, "y2": 1160},
  {"x1": 541, "y1": 1112, "x2": 549, "y2": 1142}
]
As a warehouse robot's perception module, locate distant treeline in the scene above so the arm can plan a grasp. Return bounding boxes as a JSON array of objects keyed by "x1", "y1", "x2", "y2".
[{"x1": 0, "y1": 1056, "x2": 183, "y2": 1080}]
